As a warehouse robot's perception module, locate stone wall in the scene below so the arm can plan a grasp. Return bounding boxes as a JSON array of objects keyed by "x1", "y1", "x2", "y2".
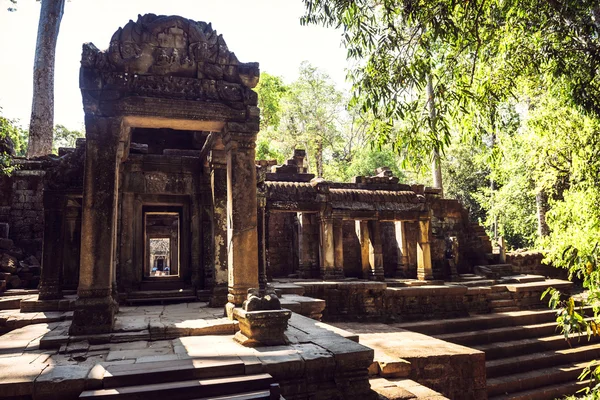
[
  {"x1": 267, "y1": 212, "x2": 297, "y2": 278},
  {"x1": 507, "y1": 251, "x2": 569, "y2": 280},
  {"x1": 297, "y1": 282, "x2": 472, "y2": 322},
  {"x1": 0, "y1": 167, "x2": 45, "y2": 259}
]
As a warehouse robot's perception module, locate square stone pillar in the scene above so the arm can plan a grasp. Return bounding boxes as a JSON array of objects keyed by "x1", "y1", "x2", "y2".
[
  {"x1": 367, "y1": 220, "x2": 385, "y2": 281},
  {"x1": 356, "y1": 220, "x2": 371, "y2": 280},
  {"x1": 38, "y1": 191, "x2": 66, "y2": 300},
  {"x1": 417, "y1": 215, "x2": 434, "y2": 281},
  {"x1": 209, "y1": 146, "x2": 228, "y2": 307},
  {"x1": 223, "y1": 132, "x2": 259, "y2": 310},
  {"x1": 333, "y1": 217, "x2": 345, "y2": 278},
  {"x1": 297, "y1": 213, "x2": 318, "y2": 278},
  {"x1": 70, "y1": 117, "x2": 123, "y2": 335},
  {"x1": 395, "y1": 221, "x2": 410, "y2": 278},
  {"x1": 318, "y1": 213, "x2": 336, "y2": 280}
]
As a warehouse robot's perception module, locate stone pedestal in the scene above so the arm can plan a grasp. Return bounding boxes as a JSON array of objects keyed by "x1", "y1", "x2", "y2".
[
  {"x1": 224, "y1": 132, "x2": 259, "y2": 308},
  {"x1": 69, "y1": 117, "x2": 123, "y2": 335},
  {"x1": 417, "y1": 216, "x2": 433, "y2": 281},
  {"x1": 233, "y1": 307, "x2": 292, "y2": 346},
  {"x1": 38, "y1": 191, "x2": 65, "y2": 300}
]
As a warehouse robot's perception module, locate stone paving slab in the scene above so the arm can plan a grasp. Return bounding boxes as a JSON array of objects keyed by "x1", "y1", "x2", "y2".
[{"x1": 0, "y1": 306, "x2": 375, "y2": 400}]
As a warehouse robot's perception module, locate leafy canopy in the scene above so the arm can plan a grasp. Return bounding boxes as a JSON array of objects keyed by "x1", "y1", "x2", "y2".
[{"x1": 301, "y1": 0, "x2": 600, "y2": 155}]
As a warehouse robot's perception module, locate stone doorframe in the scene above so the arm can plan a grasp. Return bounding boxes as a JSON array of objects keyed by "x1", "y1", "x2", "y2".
[{"x1": 70, "y1": 117, "x2": 260, "y2": 335}]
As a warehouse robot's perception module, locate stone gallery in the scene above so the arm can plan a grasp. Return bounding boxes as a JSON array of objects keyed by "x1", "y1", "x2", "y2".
[{"x1": 0, "y1": 14, "x2": 585, "y2": 400}]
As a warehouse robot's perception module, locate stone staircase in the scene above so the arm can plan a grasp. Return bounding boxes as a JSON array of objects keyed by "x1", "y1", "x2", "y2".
[
  {"x1": 487, "y1": 286, "x2": 519, "y2": 313},
  {"x1": 79, "y1": 358, "x2": 282, "y2": 399},
  {"x1": 398, "y1": 308, "x2": 598, "y2": 399}
]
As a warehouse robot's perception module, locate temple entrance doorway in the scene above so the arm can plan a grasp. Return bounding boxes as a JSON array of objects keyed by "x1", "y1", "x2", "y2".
[{"x1": 143, "y1": 210, "x2": 181, "y2": 281}]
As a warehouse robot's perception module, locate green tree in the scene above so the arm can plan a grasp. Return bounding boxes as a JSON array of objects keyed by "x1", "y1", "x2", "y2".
[
  {"x1": 8, "y1": 0, "x2": 66, "y2": 157},
  {"x1": 52, "y1": 124, "x2": 83, "y2": 153},
  {"x1": 280, "y1": 61, "x2": 344, "y2": 178},
  {"x1": 301, "y1": 0, "x2": 600, "y2": 157},
  {"x1": 0, "y1": 110, "x2": 28, "y2": 175},
  {"x1": 256, "y1": 72, "x2": 288, "y2": 132}
]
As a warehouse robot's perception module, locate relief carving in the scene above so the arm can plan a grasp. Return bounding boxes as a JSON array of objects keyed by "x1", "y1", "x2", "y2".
[{"x1": 81, "y1": 14, "x2": 259, "y2": 88}]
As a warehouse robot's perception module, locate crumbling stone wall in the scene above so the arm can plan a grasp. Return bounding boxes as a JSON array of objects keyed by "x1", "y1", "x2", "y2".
[
  {"x1": 0, "y1": 168, "x2": 45, "y2": 259},
  {"x1": 507, "y1": 250, "x2": 568, "y2": 279}
]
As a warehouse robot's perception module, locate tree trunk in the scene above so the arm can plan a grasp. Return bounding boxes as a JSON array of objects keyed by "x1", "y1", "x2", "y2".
[
  {"x1": 27, "y1": 0, "x2": 65, "y2": 158},
  {"x1": 536, "y1": 190, "x2": 550, "y2": 238},
  {"x1": 426, "y1": 74, "x2": 443, "y2": 195},
  {"x1": 315, "y1": 138, "x2": 323, "y2": 178}
]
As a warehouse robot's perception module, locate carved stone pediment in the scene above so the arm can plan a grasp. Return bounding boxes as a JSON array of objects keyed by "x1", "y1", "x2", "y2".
[{"x1": 81, "y1": 14, "x2": 259, "y2": 88}]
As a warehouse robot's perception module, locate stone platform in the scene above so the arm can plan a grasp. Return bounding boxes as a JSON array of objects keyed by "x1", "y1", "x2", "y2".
[
  {"x1": 0, "y1": 303, "x2": 376, "y2": 400},
  {"x1": 333, "y1": 321, "x2": 486, "y2": 400},
  {"x1": 272, "y1": 276, "x2": 573, "y2": 322}
]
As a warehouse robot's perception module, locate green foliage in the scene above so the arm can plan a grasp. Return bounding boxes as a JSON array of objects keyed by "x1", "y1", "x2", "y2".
[
  {"x1": 255, "y1": 73, "x2": 287, "y2": 131},
  {"x1": 255, "y1": 137, "x2": 286, "y2": 164},
  {"x1": 52, "y1": 124, "x2": 83, "y2": 153},
  {"x1": 301, "y1": 0, "x2": 600, "y2": 160},
  {"x1": 0, "y1": 111, "x2": 27, "y2": 175}
]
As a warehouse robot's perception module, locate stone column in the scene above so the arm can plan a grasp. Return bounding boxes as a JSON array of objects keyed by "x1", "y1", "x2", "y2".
[
  {"x1": 356, "y1": 220, "x2": 371, "y2": 280},
  {"x1": 395, "y1": 221, "x2": 410, "y2": 277},
  {"x1": 38, "y1": 190, "x2": 65, "y2": 300},
  {"x1": 70, "y1": 117, "x2": 123, "y2": 335},
  {"x1": 209, "y1": 146, "x2": 228, "y2": 306},
  {"x1": 333, "y1": 217, "x2": 345, "y2": 278},
  {"x1": 297, "y1": 213, "x2": 318, "y2": 278},
  {"x1": 223, "y1": 131, "x2": 259, "y2": 311},
  {"x1": 318, "y1": 213, "x2": 336, "y2": 280},
  {"x1": 417, "y1": 215, "x2": 434, "y2": 281},
  {"x1": 257, "y1": 167, "x2": 268, "y2": 295},
  {"x1": 368, "y1": 220, "x2": 385, "y2": 281}
]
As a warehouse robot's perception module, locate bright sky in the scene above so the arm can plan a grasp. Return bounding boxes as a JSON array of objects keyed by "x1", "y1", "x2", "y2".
[{"x1": 0, "y1": 0, "x2": 348, "y2": 131}]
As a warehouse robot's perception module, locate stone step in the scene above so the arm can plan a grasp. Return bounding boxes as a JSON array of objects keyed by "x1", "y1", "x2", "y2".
[
  {"x1": 279, "y1": 295, "x2": 325, "y2": 320},
  {"x1": 269, "y1": 283, "x2": 305, "y2": 296},
  {"x1": 454, "y1": 280, "x2": 497, "y2": 287},
  {"x1": 487, "y1": 361, "x2": 587, "y2": 397},
  {"x1": 0, "y1": 295, "x2": 23, "y2": 310},
  {"x1": 435, "y1": 320, "x2": 561, "y2": 346},
  {"x1": 190, "y1": 389, "x2": 280, "y2": 400},
  {"x1": 369, "y1": 377, "x2": 449, "y2": 399},
  {"x1": 499, "y1": 275, "x2": 546, "y2": 284},
  {"x1": 504, "y1": 279, "x2": 574, "y2": 293},
  {"x1": 490, "y1": 306, "x2": 521, "y2": 313},
  {"x1": 189, "y1": 390, "x2": 273, "y2": 399},
  {"x1": 489, "y1": 300, "x2": 517, "y2": 308},
  {"x1": 488, "y1": 378, "x2": 591, "y2": 400},
  {"x1": 126, "y1": 289, "x2": 197, "y2": 305},
  {"x1": 126, "y1": 295, "x2": 199, "y2": 305},
  {"x1": 475, "y1": 333, "x2": 600, "y2": 361},
  {"x1": 394, "y1": 309, "x2": 565, "y2": 335},
  {"x1": 487, "y1": 342, "x2": 600, "y2": 378},
  {"x1": 80, "y1": 373, "x2": 274, "y2": 400},
  {"x1": 102, "y1": 358, "x2": 247, "y2": 389}
]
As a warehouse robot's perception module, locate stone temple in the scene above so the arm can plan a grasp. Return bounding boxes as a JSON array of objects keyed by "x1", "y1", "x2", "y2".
[{"x1": 0, "y1": 14, "x2": 584, "y2": 400}]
